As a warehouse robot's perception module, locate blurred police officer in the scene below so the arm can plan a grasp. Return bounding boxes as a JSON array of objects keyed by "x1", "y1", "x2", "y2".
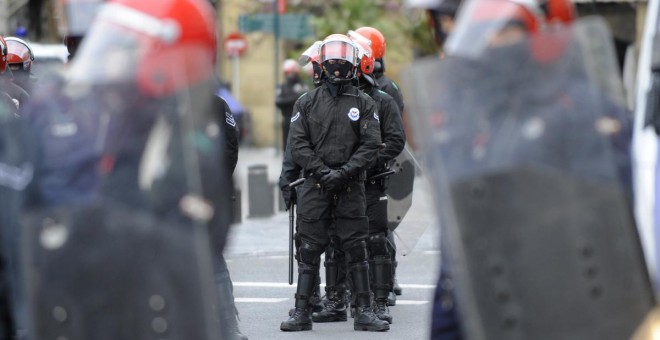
[{"x1": 276, "y1": 59, "x2": 308, "y2": 152}]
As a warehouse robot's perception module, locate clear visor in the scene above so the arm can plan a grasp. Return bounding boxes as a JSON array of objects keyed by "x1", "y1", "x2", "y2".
[
  {"x1": 319, "y1": 40, "x2": 357, "y2": 65},
  {"x1": 298, "y1": 41, "x2": 322, "y2": 66},
  {"x1": 6, "y1": 42, "x2": 31, "y2": 61},
  {"x1": 67, "y1": 2, "x2": 185, "y2": 90},
  {"x1": 347, "y1": 31, "x2": 373, "y2": 59},
  {"x1": 444, "y1": 0, "x2": 535, "y2": 59}
]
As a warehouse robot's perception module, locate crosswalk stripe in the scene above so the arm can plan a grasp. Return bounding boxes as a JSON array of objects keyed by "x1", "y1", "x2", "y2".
[
  {"x1": 234, "y1": 281, "x2": 435, "y2": 289},
  {"x1": 235, "y1": 298, "x2": 288, "y2": 303},
  {"x1": 234, "y1": 298, "x2": 429, "y2": 304},
  {"x1": 233, "y1": 282, "x2": 435, "y2": 289},
  {"x1": 395, "y1": 300, "x2": 429, "y2": 305}
]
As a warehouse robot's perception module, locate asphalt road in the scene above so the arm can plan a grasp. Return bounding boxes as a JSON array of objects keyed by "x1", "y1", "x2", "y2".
[{"x1": 224, "y1": 147, "x2": 441, "y2": 339}]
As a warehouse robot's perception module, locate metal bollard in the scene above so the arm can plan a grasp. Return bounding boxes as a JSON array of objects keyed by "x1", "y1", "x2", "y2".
[
  {"x1": 247, "y1": 164, "x2": 274, "y2": 218},
  {"x1": 232, "y1": 186, "x2": 242, "y2": 224}
]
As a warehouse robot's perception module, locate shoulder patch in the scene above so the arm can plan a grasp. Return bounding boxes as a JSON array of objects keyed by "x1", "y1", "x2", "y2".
[
  {"x1": 225, "y1": 112, "x2": 236, "y2": 127},
  {"x1": 348, "y1": 108, "x2": 360, "y2": 121},
  {"x1": 291, "y1": 112, "x2": 301, "y2": 123}
]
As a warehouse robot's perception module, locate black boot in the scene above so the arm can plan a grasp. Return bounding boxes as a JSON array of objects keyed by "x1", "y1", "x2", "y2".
[
  {"x1": 281, "y1": 307, "x2": 312, "y2": 331},
  {"x1": 312, "y1": 289, "x2": 347, "y2": 322},
  {"x1": 354, "y1": 305, "x2": 390, "y2": 331},
  {"x1": 374, "y1": 298, "x2": 392, "y2": 324},
  {"x1": 215, "y1": 271, "x2": 248, "y2": 340},
  {"x1": 310, "y1": 284, "x2": 324, "y2": 313},
  {"x1": 388, "y1": 291, "x2": 397, "y2": 306},
  {"x1": 370, "y1": 253, "x2": 394, "y2": 319},
  {"x1": 281, "y1": 262, "x2": 317, "y2": 331},
  {"x1": 288, "y1": 276, "x2": 323, "y2": 316},
  {"x1": 350, "y1": 260, "x2": 390, "y2": 332},
  {"x1": 393, "y1": 260, "x2": 402, "y2": 296},
  {"x1": 219, "y1": 308, "x2": 248, "y2": 340}
]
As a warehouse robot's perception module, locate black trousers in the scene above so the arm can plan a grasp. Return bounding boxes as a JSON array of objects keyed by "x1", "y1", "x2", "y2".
[{"x1": 296, "y1": 180, "x2": 369, "y2": 251}]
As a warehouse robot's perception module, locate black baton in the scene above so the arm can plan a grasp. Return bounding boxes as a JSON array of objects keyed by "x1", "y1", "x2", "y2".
[
  {"x1": 367, "y1": 169, "x2": 396, "y2": 182},
  {"x1": 288, "y1": 178, "x2": 305, "y2": 285}
]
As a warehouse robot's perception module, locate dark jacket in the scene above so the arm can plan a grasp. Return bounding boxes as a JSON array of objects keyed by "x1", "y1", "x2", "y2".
[
  {"x1": 375, "y1": 74, "x2": 404, "y2": 114},
  {"x1": 361, "y1": 84, "x2": 406, "y2": 176},
  {"x1": 215, "y1": 96, "x2": 239, "y2": 176},
  {"x1": 289, "y1": 82, "x2": 381, "y2": 178}
]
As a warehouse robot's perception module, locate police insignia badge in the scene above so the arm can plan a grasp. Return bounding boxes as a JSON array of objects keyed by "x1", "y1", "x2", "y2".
[{"x1": 348, "y1": 108, "x2": 360, "y2": 121}]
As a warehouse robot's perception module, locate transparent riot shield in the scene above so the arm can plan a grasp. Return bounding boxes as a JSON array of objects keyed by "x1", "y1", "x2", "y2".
[
  {"x1": 18, "y1": 9, "x2": 230, "y2": 340},
  {"x1": 404, "y1": 16, "x2": 654, "y2": 340},
  {"x1": 388, "y1": 145, "x2": 427, "y2": 255}
]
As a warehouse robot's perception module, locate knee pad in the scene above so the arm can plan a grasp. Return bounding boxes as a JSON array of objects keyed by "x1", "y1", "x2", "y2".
[
  {"x1": 298, "y1": 239, "x2": 323, "y2": 265},
  {"x1": 367, "y1": 233, "x2": 390, "y2": 257},
  {"x1": 344, "y1": 240, "x2": 368, "y2": 263}
]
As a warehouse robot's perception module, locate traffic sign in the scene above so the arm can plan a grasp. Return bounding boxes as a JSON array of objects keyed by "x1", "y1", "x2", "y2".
[
  {"x1": 224, "y1": 32, "x2": 248, "y2": 57},
  {"x1": 238, "y1": 13, "x2": 314, "y2": 40}
]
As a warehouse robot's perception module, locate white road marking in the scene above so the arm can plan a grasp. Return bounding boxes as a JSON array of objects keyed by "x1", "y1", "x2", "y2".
[
  {"x1": 395, "y1": 300, "x2": 429, "y2": 305},
  {"x1": 234, "y1": 297, "x2": 429, "y2": 305},
  {"x1": 235, "y1": 298, "x2": 288, "y2": 303},
  {"x1": 233, "y1": 282, "x2": 435, "y2": 289}
]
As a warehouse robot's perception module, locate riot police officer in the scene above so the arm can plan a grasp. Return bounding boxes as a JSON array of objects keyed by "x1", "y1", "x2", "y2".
[
  {"x1": 355, "y1": 27, "x2": 404, "y2": 115},
  {"x1": 311, "y1": 34, "x2": 406, "y2": 325},
  {"x1": 353, "y1": 27, "x2": 406, "y2": 301},
  {"x1": 280, "y1": 34, "x2": 388, "y2": 332}
]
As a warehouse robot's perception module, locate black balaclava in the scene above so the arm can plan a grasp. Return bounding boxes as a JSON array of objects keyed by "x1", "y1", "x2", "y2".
[
  {"x1": 323, "y1": 60, "x2": 353, "y2": 84},
  {"x1": 374, "y1": 58, "x2": 385, "y2": 77},
  {"x1": 323, "y1": 60, "x2": 354, "y2": 97}
]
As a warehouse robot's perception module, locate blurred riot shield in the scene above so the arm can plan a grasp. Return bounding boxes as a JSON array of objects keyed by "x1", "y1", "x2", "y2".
[
  {"x1": 18, "y1": 8, "x2": 231, "y2": 339},
  {"x1": 404, "y1": 16, "x2": 653, "y2": 340}
]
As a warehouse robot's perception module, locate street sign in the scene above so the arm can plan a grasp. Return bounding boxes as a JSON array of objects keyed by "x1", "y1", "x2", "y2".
[
  {"x1": 224, "y1": 32, "x2": 248, "y2": 57},
  {"x1": 238, "y1": 13, "x2": 314, "y2": 40}
]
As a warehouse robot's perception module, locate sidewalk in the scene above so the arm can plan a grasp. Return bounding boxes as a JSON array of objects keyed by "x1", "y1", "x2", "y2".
[{"x1": 224, "y1": 146, "x2": 440, "y2": 256}]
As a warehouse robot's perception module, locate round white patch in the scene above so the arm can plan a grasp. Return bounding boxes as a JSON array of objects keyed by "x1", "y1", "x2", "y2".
[{"x1": 348, "y1": 107, "x2": 360, "y2": 121}]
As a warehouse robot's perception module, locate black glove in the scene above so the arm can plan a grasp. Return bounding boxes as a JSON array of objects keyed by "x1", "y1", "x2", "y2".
[
  {"x1": 281, "y1": 186, "x2": 297, "y2": 209},
  {"x1": 319, "y1": 169, "x2": 348, "y2": 193}
]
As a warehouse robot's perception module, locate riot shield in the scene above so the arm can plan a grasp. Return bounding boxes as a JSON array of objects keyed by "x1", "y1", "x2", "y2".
[
  {"x1": 387, "y1": 144, "x2": 417, "y2": 232},
  {"x1": 18, "y1": 4, "x2": 230, "y2": 339},
  {"x1": 404, "y1": 16, "x2": 654, "y2": 340},
  {"x1": 387, "y1": 145, "x2": 429, "y2": 255}
]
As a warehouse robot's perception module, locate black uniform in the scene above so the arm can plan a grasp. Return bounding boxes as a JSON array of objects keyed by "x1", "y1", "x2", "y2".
[
  {"x1": 281, "y1": 78, "x2": 386, "y2": 331},
  {"x1": 374, "y1": 68, "x2": 405, "y2": 298},
  {"x1": 212, "y1": 95, "x2": 247, "y2": 340},
  {"x1": 276, "y1": 75, "x2": 308, "y2": 151},
  {"x1": 374, "y1": 72, "x2": 404, "y2": 114},
  {"x1": 363, "y1": 86, "x2": 405, "y2": 311}
]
